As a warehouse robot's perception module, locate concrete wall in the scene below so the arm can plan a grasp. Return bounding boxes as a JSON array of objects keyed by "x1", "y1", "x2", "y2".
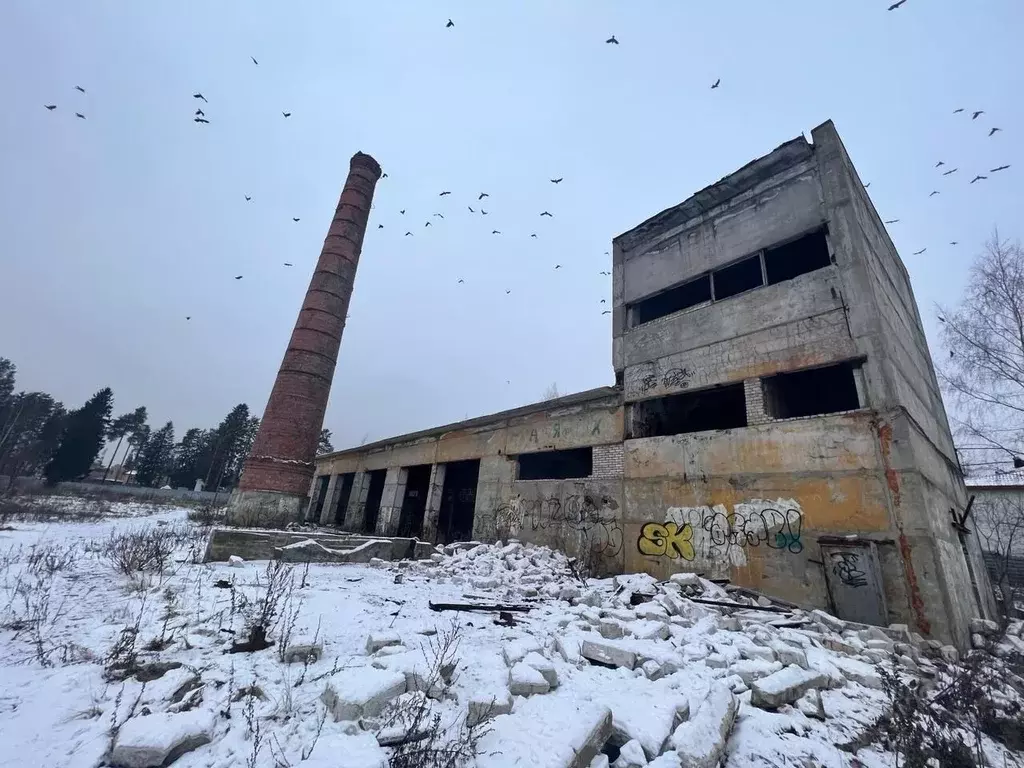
[{"x1": 3, "y1": 476, "x2": 227, "y2": 505}]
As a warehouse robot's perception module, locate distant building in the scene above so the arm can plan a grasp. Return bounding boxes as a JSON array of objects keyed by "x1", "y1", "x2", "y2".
[{"x1": 309, "y1": 121, "x2": 994, "y2": 646}]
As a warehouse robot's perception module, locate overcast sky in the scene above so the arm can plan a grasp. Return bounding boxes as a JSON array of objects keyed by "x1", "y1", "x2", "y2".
[{"x1": 1, "y1": 1, "x2": 1021, "y2": 451}]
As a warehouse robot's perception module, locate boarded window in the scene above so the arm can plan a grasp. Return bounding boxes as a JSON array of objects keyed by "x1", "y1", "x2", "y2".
[
  {"x1": 629, "y1": 383, "x2": 747, "y2": 438},
  {"x1": 762, "y1": 362, "x2": 860, "y2": 419},
  {"x1": 518, "y1": 447, "x2": 593, "y2": 480},
  {"x1": 712, "y1": 254, "x2": 764, "y2": 300},
  {"x1": 764, "y1": 229, "x2": 831, "y2": 285},
  {"x1": 629, "y1": 275, "x2": 712, "y2": 327}
]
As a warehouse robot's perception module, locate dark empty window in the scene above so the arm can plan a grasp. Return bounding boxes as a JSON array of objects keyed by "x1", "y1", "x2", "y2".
[
  {"x1": 518, "y1": 447, "x2": 593, "y2": 480},
  {"x1": 762, "y1": 362, "x2": 860, "y2": 419},
  {"x1": 765, "y1": 229, "x2": 831, "y2": 285},
  {"x1": 629, "y1": 383, "x2": 747, "y2": 438},
  {"x1": 712, "y1": 255, "x2": 764, "y2": 300},
  {"x1": 630, "y1": 275, "x2": 711, "y2": 326}
]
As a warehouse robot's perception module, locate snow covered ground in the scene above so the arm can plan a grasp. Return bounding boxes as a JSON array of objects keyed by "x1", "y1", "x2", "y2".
[{"x1": 1, "y1": 496, "x2": 1022, "y2": 768}]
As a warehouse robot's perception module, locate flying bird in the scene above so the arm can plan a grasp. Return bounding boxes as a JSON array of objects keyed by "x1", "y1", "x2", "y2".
[
  {"x1": 953, "y1": 108, "x2": 964, "y2": 114},
  {"x1": 864, "y1": 183, "x2": 871, "y2": 189},
  {"x1": 540, "y1": 211, "x2": 553, "y2": 217},
  {"x1": 970, "y1": 175, "x2": 988, "y2": 184},
  {"x1": 935, "y1": 161, "x2": 944, "y2": 168},
  {"x1": 551, "y1": 178, "x2": 563, "y2": 184},
  {"x1": 244, "y1": 195, "x2": 251, "y2": 201},
  {"x1": 990, "y1": 165, "x2": 1011, "y2": 173},
  {"x1": 194, "y1": 117, "x2": 209, "y2": 124},
  {"x1": 938, "y1": 316, "x2": 947, "y2": 323},
  {"x1": 912, "y1": 248, "x2": 927, "y2": 255},
  {"x1": 44, "y1": 104, "x2": 56, "y2": 111},
  {"x1": 74, "y1": 86, "x2": 86, "y2": 93},
  {"x1": 600, "y1": 299, "x2": 606, "y2": 304},
  {"x1": 599, "y1": 271, "x2": 610, "y2": 276},
  {"x1": 400, "y1": 209, "x2": 405, "y2": 214},
  {"x1": 282, "y1": 111, "x2": 291, "y2": 118},
  {"x1": 711, "y1": 78, "x2": 720, "y2": 89},
  {"x1": 929, "y1": 190, "x2": 940, "y2": 197},
  {"x1": 439, "y1": 191, "x2": 451, "y2": 196},
  {"x1": 989, "y1": 127, "x2": 1002, "y2": 137},
  {"x1": 283, "y1": 262, "x2": 293, "y2": 267},
  {"x1": 942, "y1": 168, "x2": 958, "y2": 176},
  {"x1": 193, "y1": 93, "x2": 207, "y2": 102},
  {"x1": 234, "y1": 275, "x2": 243, "y2": 280},
  {"x1": 425, "y1": 221, "x2": 431, "y2": 227},
  {"x1": 434, "y1": 213, "x2": 444, "y2": 218},
  {"x1": 949, "y1": 242, "x2": 958, "y2": 247},
  {"x1": 602, "y1": 310, "x2": 611, "y2": 315},
  {"x1": 506, "y1": 290, "x2": 511, "y2": 294},
  {"x1": 972, "y1": 110, "x2": 984, "y2": 120},
  {"x1": 606, "y1": 35, "x2": 619, "y2": 45},
  {"x1": 405, "y1": 231, "x2": 413, "y2": 236},
  {"x1": 554, "y1": 264, "x2": 562, "y2": 269},
  {"x1": 531, "y1": 234, "x2": 538, "y2": 238},
  {"x1": 478, "y1": 192, "x2": 489, "y2": 200},
  {"x1": 468, "y1": 206, "x2": 475, "y2": 213},
  {"x1": 251, "y1": 56, "x2": 258, "y2": 65},
  {"x1": 381, "y1": 172, "x2": 388, "y2": 179},
  {"x1": 887, "y1": 0, "x2": 908, "y2": 9},
  {"x1": 446, "y1": 19, "x2": 454, "y2": 28},
  {"x1": 75, "y1": 112, "x2": 85, "y2": 119},
  {"x1": 481, "y1": 210, "x2": 488, "y2": 215},
  {"x1": 186, "y1": 316, "x2": 191, "y2": 320},
  {"x1": 492, "y1": 230, "x2": 501, "y2": 235},
  {"x1": 884, "y1": 219, "x2": 900, "y2": 224},
  {"x1": 457, "y1": 279, "x2": 464, "y2": 284},
  {"x1": 195, "y1": 108, "x2": 205, "y2": 116},
  {"x1": 378, "y1": 224, "x2": 384, "y2": 229}
]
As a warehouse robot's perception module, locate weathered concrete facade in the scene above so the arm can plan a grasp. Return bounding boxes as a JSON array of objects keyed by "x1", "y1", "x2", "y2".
[{"x1": 313, "y1": 122, "x2": 994, "y2": 646}]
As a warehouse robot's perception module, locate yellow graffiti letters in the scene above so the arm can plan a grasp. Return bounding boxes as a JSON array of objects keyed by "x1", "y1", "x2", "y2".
[{"x1": 637, "y1": 521, "x2": 695, "y2": 560}]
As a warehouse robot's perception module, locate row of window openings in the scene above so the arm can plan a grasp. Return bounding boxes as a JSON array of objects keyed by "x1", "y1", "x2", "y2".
[
  {"x1": 627, "y1": 360, "x2": 862, "y2": 439},
  {"x1": 629, "y1": 228, "x2": 832, "y2": 327}
]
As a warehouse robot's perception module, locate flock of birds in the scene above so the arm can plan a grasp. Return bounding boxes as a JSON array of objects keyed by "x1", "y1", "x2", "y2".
[{"x1": 39, "y1": 6, "x2": 1014, "y2": 324}]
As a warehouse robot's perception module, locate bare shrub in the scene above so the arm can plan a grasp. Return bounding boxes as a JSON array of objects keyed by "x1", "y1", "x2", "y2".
[
  {"x1": 230, "y1": 560, "x2": 296, "y2": 652},
  {"x1": 103, "y1": 597, "x2": 146, "y2": 681},
  {"x1": 26, "y1": 540, "x2": 79, "y2": 577},
  {"x1": 2, "y1": 572, "x2": 72, "y2": 666},
  {"x1": 102, "y1": 527, "x2": 176, "y2": 576},
  {"x1": 187, "y1": 505, "x2": 227, "y2": 527}
]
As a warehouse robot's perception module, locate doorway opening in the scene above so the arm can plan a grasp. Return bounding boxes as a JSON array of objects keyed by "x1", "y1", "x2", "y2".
[
  {"x1": 333, "y1": 473, "x2": 355, "y2": 527},
  {"x1": 311, "y1": 475, "x2": 330, "y2": 521},
  {"x1": 362, "y1": 469, "x2": 387, "y2": 534},
  {"x1": 437, "y1": 459, "x2": 480, "y2": 544},
  {"x1": 398, "y1": 465, "x2": 432, "y2": 538}
]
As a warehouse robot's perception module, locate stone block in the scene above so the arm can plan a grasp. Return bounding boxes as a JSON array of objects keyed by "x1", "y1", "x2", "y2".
[
  {"x1": 282, "y1": 643, "x2": 322, "y2": 664},
  {"x1": 503, "y1": 637, "x2": 543, "y2": 666},
  {"x1": 771, "y1": 642, "x2": 808, "y2": 669},
  {"x1": 811, "y1": 609, "x2": 846, "y2": 634},
  {"x1": 555, "y1": 634, "x2": 583, "y2": 664},
  {"x1": 612, "y1": 739, "x2": 647, "y2": 768},
  {"x1": 669, "y1": 572, "x2": 701, "y2": 588},
  {"x1": 509, "y1": 661, "x2": 550, "y2": 696},
  {"x1": 467, "y1": 689, "x2": 513, "y2": 726},
  {"x1": 669, "y1": 683, "x2": 737, "y2": 768},
  {"x1": 648, "y1": 754, "x2": 683, "y2": 768},
  {"x1": 1006, "y1": 620, "x2": 1023, "y2": 637},
  {"x1": 598, "y1": 619, "x2": 626, "y2": 639},
  {"x1": 634, "y1": 602, "x2": 669, "y2": 622},
  {"x1": 111, "y1": 711, "x2": 214, "y2": 768},
  {"x1": 865, "y1": 638, "x2": 894, "y2": 653},
  {"x1": 321, "y1": 668, "x2": 407, "y2": 721},
  {"x1": 820, "y1": 636, "x2": 858, "y2": 656},
  {"x1": 939, "y1": 645, "x2": 959, "y2": 664},
  {"x1": 641, "y1": 659, "x2": 663, "y2": 680},
  {"x1": 729, "y1": 658, "x2": 783, "y2": 686},
  {"x1": 590, "y1": 756, "x2": 611, "y2": 768},
  {"x1": 751, "y1": 665, "x2": 829, "y2": 709},
  {"x1": 795, "y1": 688, "x2": 825, "y2": 720},
  {"x1": 523, "y1": 652, "x2": 559, "y2": 689},
  {"x1": 971, "y1": 633, "x2": 989, "y2": 650},
  {"x1": 969, "y1": 618, "x2": 1000, "y2": 637},
  {"x1": 476, "y1": 700, "x2": 612, "y2": 768},
  {"x1": 581, "y1": 639, "x2": 636, "y2": 670},
  {"x1": 365, "y1": 632, "x2": 402, "y2": 655},
  {"x1": 629, "y1": 619, "x2": 670, "y2": 641}
]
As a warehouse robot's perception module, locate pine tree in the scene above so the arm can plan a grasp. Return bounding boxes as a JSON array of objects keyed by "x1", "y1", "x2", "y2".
[
  {"x1": 169, "y1": 427, "x2": 208, "y2": 489},
  {"x1": 135, "y1": 422, "x2": 175, "y2": 487},
  {"x1": 203, "y1": 404, "x2": 252, "y2": 490},
  {"x1": 317, "y1": 428, "x2": 334, "y2": 455},
  {"x1": 102, "y1": 407, "x2": 148, "y2": 482},
  {"x1": 44, "y1": 388, "x2": 114, "y2": 484}
]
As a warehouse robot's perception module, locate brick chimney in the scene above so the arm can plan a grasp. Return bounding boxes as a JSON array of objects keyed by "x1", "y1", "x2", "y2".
[{"x1": 228, "y1": 151, "x2": 382, "y2": 526}]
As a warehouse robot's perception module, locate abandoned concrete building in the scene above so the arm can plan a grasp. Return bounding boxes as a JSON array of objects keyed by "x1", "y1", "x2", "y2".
[{"x1": 292, "y1": 122, "x2": 994, "y2": 646}]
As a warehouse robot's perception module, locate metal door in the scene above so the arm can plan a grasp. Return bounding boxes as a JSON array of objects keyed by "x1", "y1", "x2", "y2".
[{"x1": 821, "y1": 542, "x2": 888, "y2": 626}]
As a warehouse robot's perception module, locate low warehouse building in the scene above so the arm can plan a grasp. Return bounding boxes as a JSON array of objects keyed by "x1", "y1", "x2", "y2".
[{"x1": 311, "y1": 121, "x2": 995, "y2": 646}]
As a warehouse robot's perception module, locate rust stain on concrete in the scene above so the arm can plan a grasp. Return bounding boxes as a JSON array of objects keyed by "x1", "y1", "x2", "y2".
[{"x1": 899, "y1": 530, "x2": 932, "y2": 636}]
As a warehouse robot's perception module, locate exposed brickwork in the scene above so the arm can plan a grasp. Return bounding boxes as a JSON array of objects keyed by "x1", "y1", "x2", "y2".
[
  {"x1": 743, "y1": 377, "x2": 771, "y2": 424},
  {"x1": 591, "y1": 444, "x2": 624, "y2": 478},
  {"x1": 239, "y1": 152, "x2": 382, "y2": 497}
]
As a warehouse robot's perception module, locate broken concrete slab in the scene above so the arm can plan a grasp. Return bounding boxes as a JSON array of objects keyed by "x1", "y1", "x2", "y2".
[
  {"x1": 555, "y1": 633, "x2": 585, "y2": 664},
  {"x1": 634, "y1": 602, "x2": 669, "y2": 622},
  {"x1": 476, "y1": 699, "x2": 612, "y2": 768},
  {"x1": 598, "y1": 619, "x2": 626, "y2": 639},
  {"x1": 628, "y1": 619, "x2": 670, "y2": 641},
  {"x1": 467, "y1": 689, "x2": 513, "y2": 726},
  {"x1": 612, "y1": 739, "x2": 647, "y2": 768},
  {"x1": 276, "y1": 538, "x2": 394, "y2": 563},
  {"x1": 321, "y1": 667, "x2": 407, "y2": 721},
  {"x1": 365, "y1": 632, "x2": 402, "y2": 655},
  {"x1": 509, "y1": 661, "x2": 550, "y2": 696},
  {"x1": 751, "y1": 665, "x2": 829, "y2": 709},
  {"x1": 795, "y1": 688, "x2": 825, "y2": 720},
  {"x1": 970, "y1": 618, "x2": 1000, "y2": 636},
  {"x1": 811, "y1": 609, "x2": 846, "y2": 634},
  {"x1": 110, "y1": 711, "x2": 214, "y2": 768},
  {"x1": 669, "y1": 683, "x2": 737, "y2": 768},
  {"x1": 830, "y1": 656, "x2": 882, "y2": 690},
  {"x1": 669, "y1": 572, "x2": 701, "y2": 589},
  {"x1": 770, "y1": 641, "x2": 808, "y2": 669},
  {"x1": 581, "y1": 639, "x2": 636, "y2": 670},
  {"x1": 523, "y1": 652, "x2": 558, "y2": 689},
  {"x1": 728, "y1": 658, "x2": 783, "y2": 686},
  {"x1": 503, "y1": 637, "x2": 544, "y2": 666},
  {"x1": 647, "y1": 754, "x2": 683, "y2": 768}
]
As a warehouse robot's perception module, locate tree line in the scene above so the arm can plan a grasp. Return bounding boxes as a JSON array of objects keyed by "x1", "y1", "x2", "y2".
[{"x1": 0, "y1": 359, "x2": 334, "y2": 491}]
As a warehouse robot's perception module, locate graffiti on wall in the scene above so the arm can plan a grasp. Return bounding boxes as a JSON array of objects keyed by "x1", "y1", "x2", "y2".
[
  {"x1": 829, "y1": 550, "x2": 867, "y2": 588},
  {"x1": 493, "y1": 490, "x2": 623, "y2": 563},
  {"x1": 634, "y1": 366, "x2": 694, "y2": 396},
  {"x1": 637, "y1": 500, "x2": 804, "y2": 567}
]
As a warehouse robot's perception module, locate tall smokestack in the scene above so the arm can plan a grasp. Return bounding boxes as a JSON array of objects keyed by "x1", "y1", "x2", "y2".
[{"x1": 228, "y1": 151, "x2": 382, "y2": 526}]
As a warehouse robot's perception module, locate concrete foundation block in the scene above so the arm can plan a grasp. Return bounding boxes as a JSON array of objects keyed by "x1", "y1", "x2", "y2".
[
  {"x1": 509, "y1": 661, "x2": 550, "y2": 696},
  {"x1": 467, "y1": 689, "x2": 513, "y2": 726},
  {"x1": 523, "y1": 652, "x2": 559, "y2": 689},
  {"x1": 321, "y1": 668, "x2": 407, "y2": 721},
  {"x1": 751, "y1": 665, "x2": 829, "y2": 709},
  {"x1": 669, "y1": 683, "x2": 737, "y2": 768},
  {"x1": 581, "y1": 639, "x2": 636, "y2": 670},
  {"x1": 224, "y1": 489, "x2": 306, "y2": 529},
  {"x1": 110, "y1": 711, "x2": 214, "y2": 768}
]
